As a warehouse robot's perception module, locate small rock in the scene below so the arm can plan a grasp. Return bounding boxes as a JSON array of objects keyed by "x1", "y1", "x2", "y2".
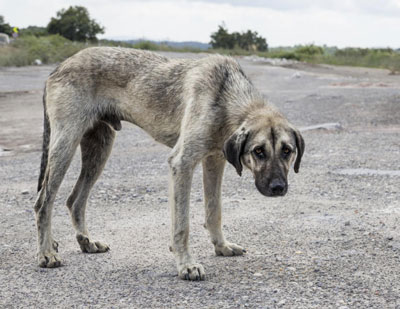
[
  {"x1": 390, "y1": 242, "x2": 400, "y2": 250},
  {"x1": 291, "y1": 72, "x2": 301, "y2": 79},
  {"x1": 0, "y1": 147, "x2": 13, "y2": 157},
  {"x1": 21, "y1": 190, "x2": 29, "y2": 195},
  {"x1": 344, "y1": 221, "x2": 350, "y2": 226},
  {"x1": 300, "y1": 122, "x2": 343, "y2": 132},
  {"x1": 253, "y1": 272, "x2": 262, "y2": 277},
  {"x1": 277, "y1": 299, "x2": 286, "y2": 306},
  {"x1": 33, "y1": 59, "x2": 42, "y2": 65}
]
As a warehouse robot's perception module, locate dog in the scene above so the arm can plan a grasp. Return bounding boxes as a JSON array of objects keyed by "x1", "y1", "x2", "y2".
[{"x1": 34, "y1": 47, "x2": 304, "y2": 281}]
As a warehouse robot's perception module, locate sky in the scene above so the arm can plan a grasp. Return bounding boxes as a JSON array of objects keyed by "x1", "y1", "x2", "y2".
[{"x1": 1, "y1": 0, "x2": 400, "y2": 47}]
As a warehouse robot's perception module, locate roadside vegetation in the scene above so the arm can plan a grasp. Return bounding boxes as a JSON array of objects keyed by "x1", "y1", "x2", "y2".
[
  {"x1": 1, "y1": 9, "x2": 399, "y2": 72},
  {"x1": 0, "y1": 35, "x2": 201, "y2": 67}
]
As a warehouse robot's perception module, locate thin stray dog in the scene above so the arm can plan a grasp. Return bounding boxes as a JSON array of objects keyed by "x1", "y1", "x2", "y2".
[{"x1": 34, "y1": 47, "x2": 304, "y2": 281}]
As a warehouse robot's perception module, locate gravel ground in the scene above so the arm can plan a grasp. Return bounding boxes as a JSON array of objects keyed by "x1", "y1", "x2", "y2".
[{"x1": 0, "y1": 52, "x2": 399, "y2": 308}]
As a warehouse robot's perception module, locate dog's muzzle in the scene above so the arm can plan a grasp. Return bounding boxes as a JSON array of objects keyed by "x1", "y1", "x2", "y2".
[{"x1": 255, "y1": 178, "x2": 287, "y2": 197}]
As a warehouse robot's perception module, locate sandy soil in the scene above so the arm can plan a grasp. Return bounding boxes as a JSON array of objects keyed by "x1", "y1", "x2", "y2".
[{"x1": 1, "y1": 53, "x2": 400, "y2": 308}]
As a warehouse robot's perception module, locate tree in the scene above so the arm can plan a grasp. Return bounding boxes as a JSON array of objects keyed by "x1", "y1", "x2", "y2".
[
  {"x1": 210, "y1": 23, "x2": 268, "y2": 52},
  {"x1": 47, "y1": 6, "x2": 104, "y2": 42},
  {"x1": 0, "y1": 15, "x2": 13, "y2": 35},
  {"x1": 210, "y1": 24, "x2": 235, "y2": 49}
]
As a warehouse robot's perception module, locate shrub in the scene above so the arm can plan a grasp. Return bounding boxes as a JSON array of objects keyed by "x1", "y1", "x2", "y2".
[
  {"x1": 295, "y1": 45, "x2": 324, "y2": 57},
  {"x1": 0, "y1": 35, "x2": 84, "y2": 66}
]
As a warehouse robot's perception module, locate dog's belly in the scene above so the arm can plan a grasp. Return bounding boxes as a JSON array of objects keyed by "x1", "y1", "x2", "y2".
[
  {"x1": 117, "y1": 98, "x2": 183, "y2": 149},
  {"x1": 149, "y1": 129, "x2": 180, "y2": 148}
]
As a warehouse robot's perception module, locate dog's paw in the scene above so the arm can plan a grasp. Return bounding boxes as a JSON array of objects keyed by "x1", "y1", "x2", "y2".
[
  {"x1": 38, "y1": 251, "x2": 62, "y2": 268},
  {"x1": 178, "y1": 263, "x2": 205, "y2": 281},
  {"x1": 77, "y1": 234, "x2": 110, "y2": 253},
  {"x1": 215, "y1": 242, "x2": 246, "y2": 256}
]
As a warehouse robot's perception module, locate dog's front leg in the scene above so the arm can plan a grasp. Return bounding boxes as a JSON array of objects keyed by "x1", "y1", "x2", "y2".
[
  {"x1": 202, "y1": 154, "x2": 246, "y2": 256},
  {"x1": 168, "y1": 150, "x2": 205, "y2": 281}
]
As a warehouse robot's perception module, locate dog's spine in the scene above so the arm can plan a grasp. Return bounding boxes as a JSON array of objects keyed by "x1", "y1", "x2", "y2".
[{"x1": 37, "y1": 85, "x2": 50, "y2": 192}]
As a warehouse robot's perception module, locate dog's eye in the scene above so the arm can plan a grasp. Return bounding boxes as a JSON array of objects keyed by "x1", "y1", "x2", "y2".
[
  {"x1": 253, "y1": 147, "x2": 265, "y2": 159},
  {"x1": 282, "y1": 147, "x2": 291, "y2": 157}
]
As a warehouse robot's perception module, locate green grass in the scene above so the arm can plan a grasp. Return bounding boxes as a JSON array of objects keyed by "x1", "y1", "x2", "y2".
[
  {"x1": 0, "y1": 35, "x2": 202, "y2": 67},
  {"x1": 213, "y1": 45, "x2": 400, "y2": 72},
  {"x1": 1, "y1": 37, "x2": 399, "y2": 73},
  {"x1": 310, "y1": 49, "x2": 400, "y2": 72},
  {"x1": 0, "y1": 35, "x2": 85, "y2": 66}
]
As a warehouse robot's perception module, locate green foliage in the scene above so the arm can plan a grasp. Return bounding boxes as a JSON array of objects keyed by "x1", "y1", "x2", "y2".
[
  {"x1": 210, "y1": 25, "x2": 235, "y2": 49},
  {"x1": 295, "y1": 45, "x2": 324, "y2": 56},
  {"x1": 0, "y1": 35, "x2": 84, "y2": 66},
  {"x1": 133, "y1": 40, "x2": 163, "y2": 51},
  {"x1": 267, "y1": 50, "x2": 300, "y2": 60},
  {"x1": 210, "y1": 24, "x2": 268, "y2": 52},
  {"x1": 47, "y1": 6, "x2": 104, "y2": 42},
  {"x1": 321, "y1": 47, "x2": 400, "y2": 72},
  {"x1": 0, "y1": 36, "x2": 203, "y2": 67},
  {"x1": 0, "y1": 15, "x2": 13, "y2": 35},
  {"x1": 20, "y1": 26, "x2": 48, "y2": 37},
  {"x1": 1, "y1": 15, "x2": 399, "y2": 73}
]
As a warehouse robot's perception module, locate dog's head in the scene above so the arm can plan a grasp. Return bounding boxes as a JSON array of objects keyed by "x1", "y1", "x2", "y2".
[{"x1": 223, "y1": 111, "x2": 304, "y2": 197}]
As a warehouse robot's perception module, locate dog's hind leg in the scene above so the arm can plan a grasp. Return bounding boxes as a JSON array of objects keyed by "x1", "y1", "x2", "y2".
[
  {"x1": 66, "y1": 122, "x2": 115, "y2": 253},
  {"x1": 34, "y1": 127, "x2": 82, "y2": 268},
  {"x1": 202, "y1": 153, "x2": 246, "y2": 256}
]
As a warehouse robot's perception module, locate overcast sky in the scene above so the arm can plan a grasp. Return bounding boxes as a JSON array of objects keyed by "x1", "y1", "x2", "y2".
[{"x1": 1, "y1": 0, "x2": 400, "y2": 47}]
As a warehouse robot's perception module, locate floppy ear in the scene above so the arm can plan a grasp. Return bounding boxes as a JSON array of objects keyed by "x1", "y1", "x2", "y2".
[
  {"x1": 223, "y1": 129, "x2": 249, "y2": 176},
  {"x1": 293, "y1": 128, "x2": 305, "y2": 173}
]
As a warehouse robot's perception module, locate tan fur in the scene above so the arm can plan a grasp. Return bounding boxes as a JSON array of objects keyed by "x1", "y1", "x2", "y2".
[{"x1": 34, "y1": 47, "x2": 304, "y2": 280}]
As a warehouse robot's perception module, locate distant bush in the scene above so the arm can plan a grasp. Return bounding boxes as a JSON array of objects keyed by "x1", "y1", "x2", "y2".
[
  {"x1": 133, "y1": 40, "x2": 165, "y2": 51},
  {"x1": 210, "y1": 24, "x2": 268, "y2": 52},
  {"x1": 0, "y1": 15, "x2": 12, "y2": 35},
  {"x1": 266, "y1": 50, "x2": 300, "y2": 60},
  {"x1": 295, "y1": 45, "x2": 324, "y2": 57},
  {"x1": 334, "y1": 47, "x2": 393, "y2": 58},
  {"x1": 0, "y1": 35, "x2": 84, "y2": 66},
  {"x1": 322, "y1": 47, "x2": 400, "y2": 72},
  {"x1": 19, "y1": 26, "x2": 48, "y2": 37},
  {"x1": 1, "y1": 33, "x2": 399, "y2": 73},
  {"x1": 0, "y1": 36, "x2": 202, "y2": 67}
]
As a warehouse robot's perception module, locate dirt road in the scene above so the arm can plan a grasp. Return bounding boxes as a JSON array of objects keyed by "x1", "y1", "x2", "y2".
[{"x1": 1, "y1": 52, "x2": 400, "y2": 308}]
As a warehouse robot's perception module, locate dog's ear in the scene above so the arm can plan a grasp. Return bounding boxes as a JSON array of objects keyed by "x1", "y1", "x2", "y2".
[
  {"x1": 292, "y1": 128, "x2": 305, "y2": 173},
  {"x1": 223, "y1": 129, "x2": 249, "y2": 176}
]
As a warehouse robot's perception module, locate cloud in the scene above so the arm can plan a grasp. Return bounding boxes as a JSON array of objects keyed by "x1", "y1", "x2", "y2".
[
  {"x1": 1, "y1": 0, "x2": 399, "y2": 47},
  {"x1": 188, "y1": 0, "x2": 400, "y2": 16}
]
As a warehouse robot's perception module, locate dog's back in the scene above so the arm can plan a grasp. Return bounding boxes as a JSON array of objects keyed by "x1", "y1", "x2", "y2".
[{"x1": 45, "y1": 47, "x2": 252, "y2": 146}]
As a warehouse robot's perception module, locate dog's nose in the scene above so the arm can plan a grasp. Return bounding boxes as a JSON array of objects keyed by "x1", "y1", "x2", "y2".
[{"x1": 269, "y1": 179, "x2": 286, "y2": 195}]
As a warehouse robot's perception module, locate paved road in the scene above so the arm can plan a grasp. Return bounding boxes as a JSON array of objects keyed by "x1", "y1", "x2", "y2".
[{"x1": 1, "y1": 52, "x2": 400, "y2": 308}]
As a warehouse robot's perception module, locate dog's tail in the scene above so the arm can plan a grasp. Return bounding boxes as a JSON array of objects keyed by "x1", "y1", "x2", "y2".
[{"x1": 37, "y1": 85, "x2": 50, "y2": 192}]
